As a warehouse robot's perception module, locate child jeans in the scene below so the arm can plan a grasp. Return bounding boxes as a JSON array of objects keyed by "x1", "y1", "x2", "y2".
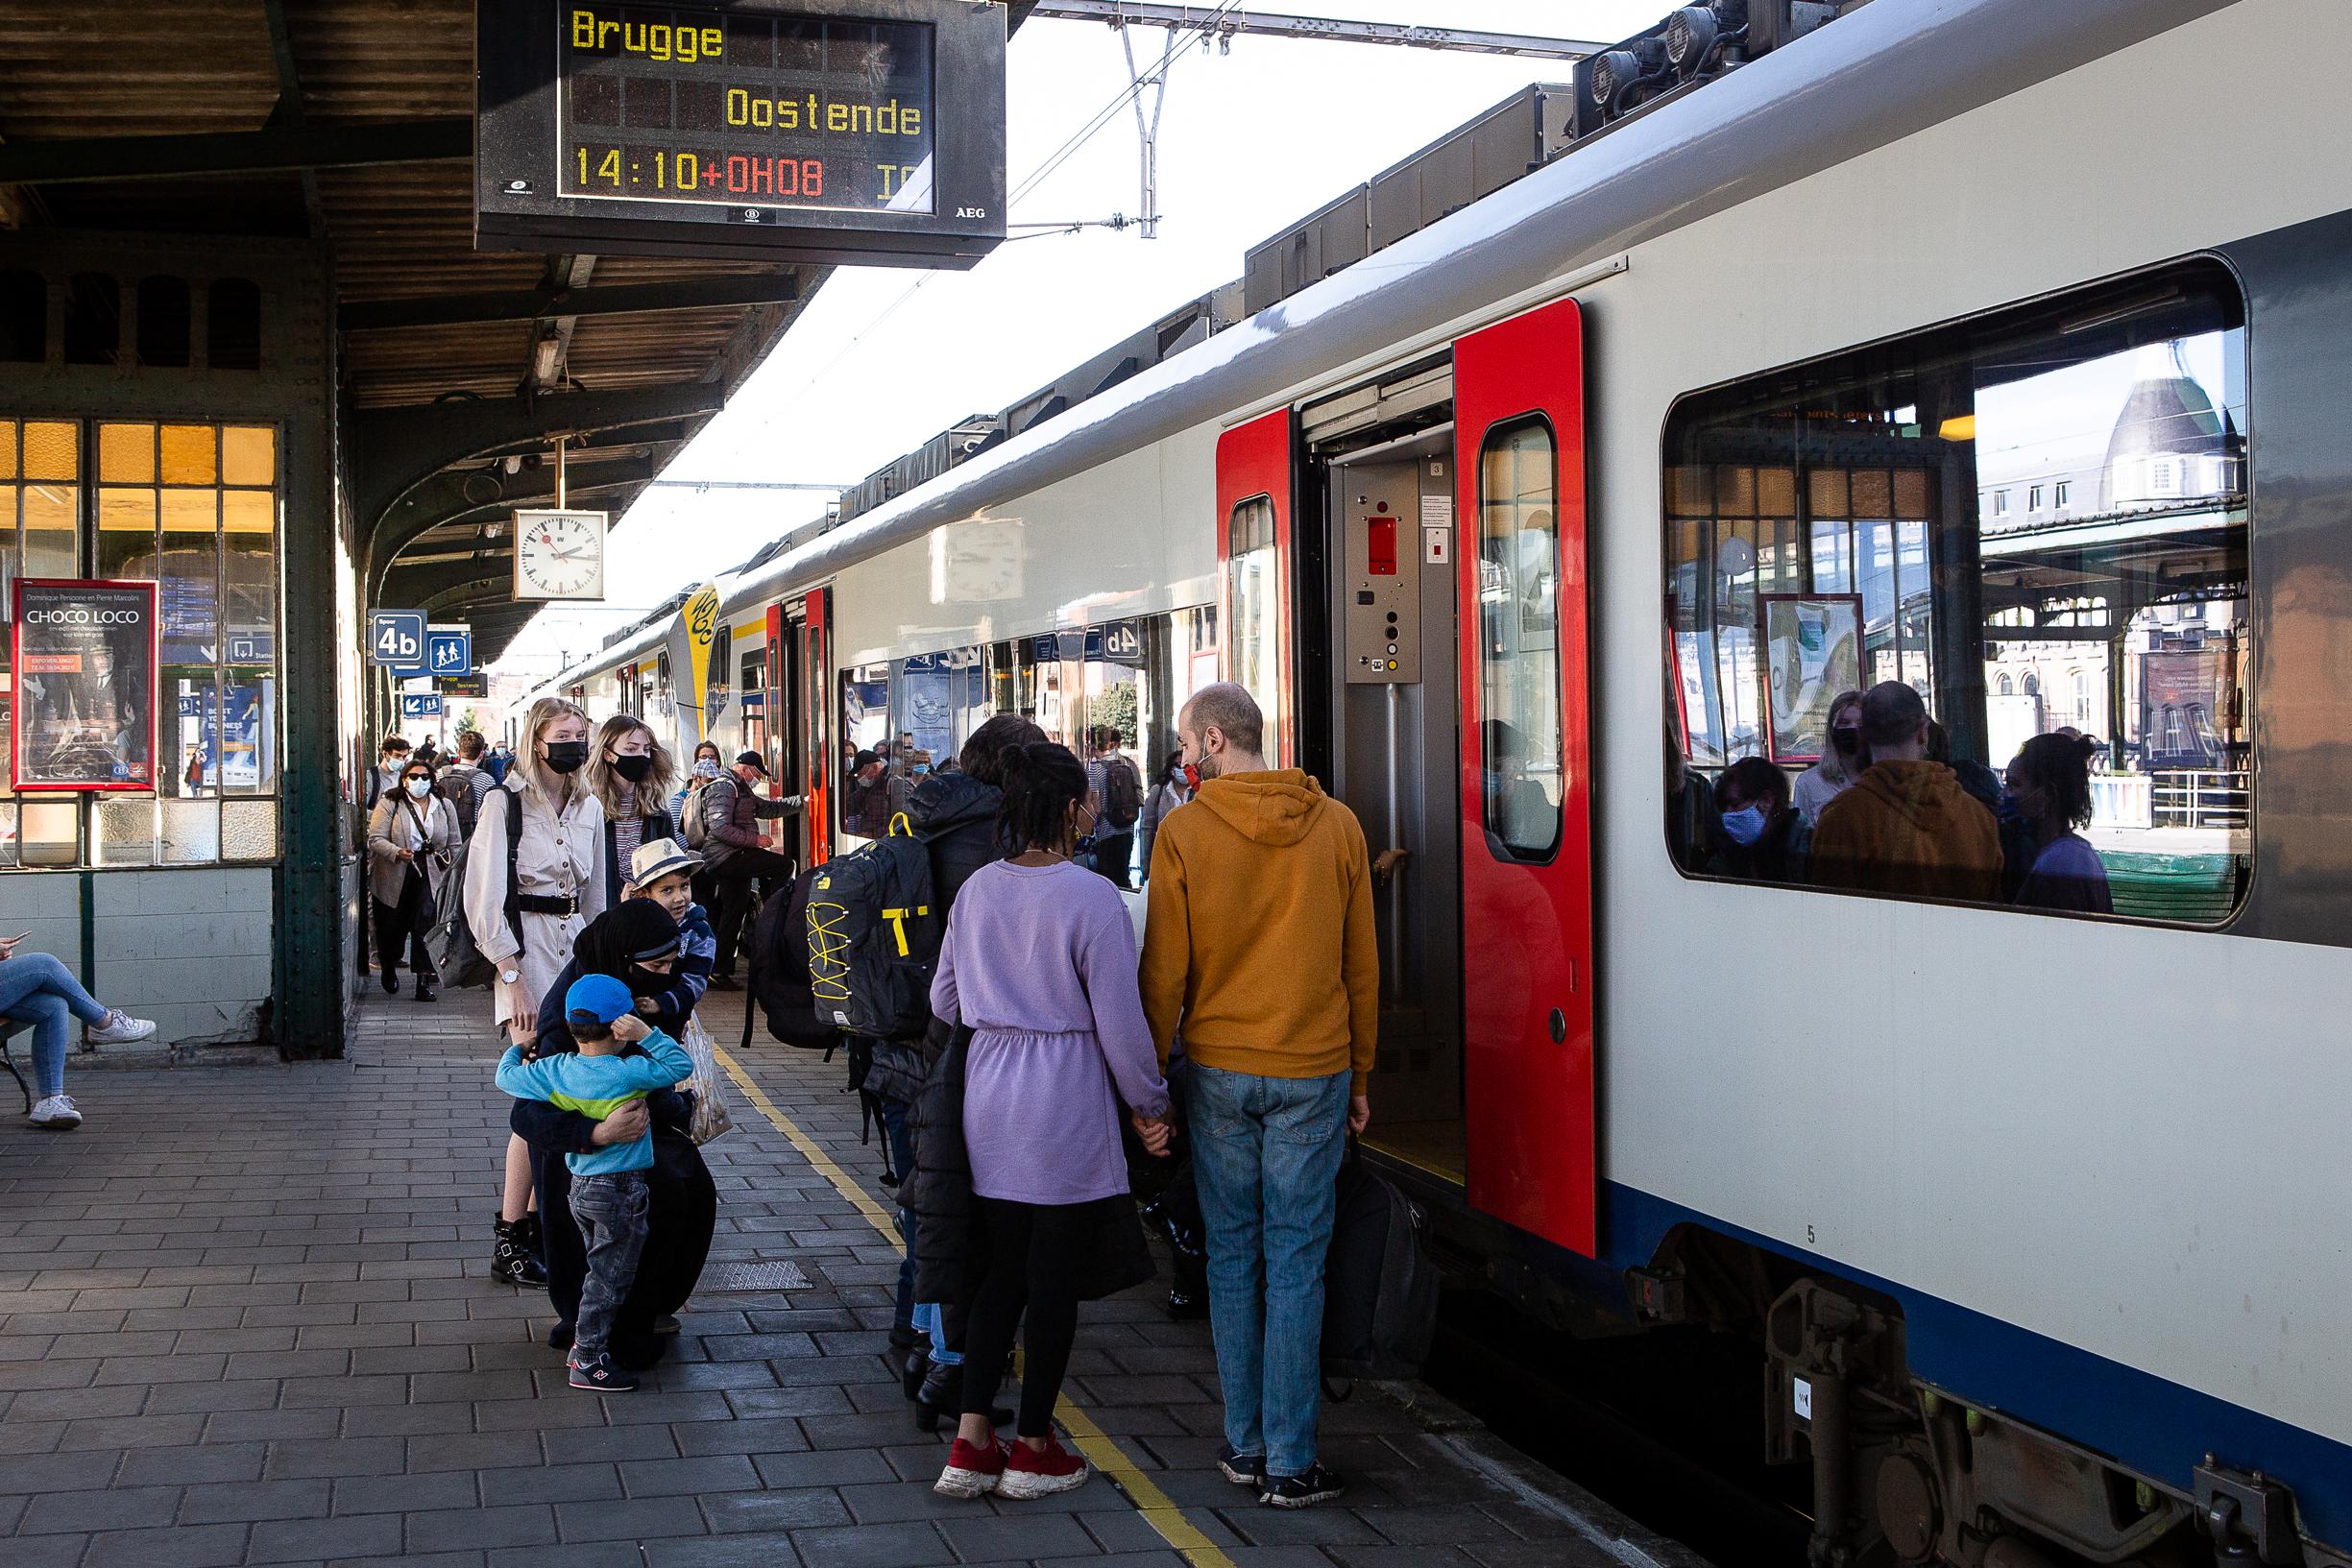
[{"x1": 568, "y1": 1170, "x2": 650, "y2": 1361}]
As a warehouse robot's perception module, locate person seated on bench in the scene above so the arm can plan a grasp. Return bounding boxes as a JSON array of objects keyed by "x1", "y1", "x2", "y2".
[{"x1": 0, "y1": 938, "x2": 156, "y2": 1130}]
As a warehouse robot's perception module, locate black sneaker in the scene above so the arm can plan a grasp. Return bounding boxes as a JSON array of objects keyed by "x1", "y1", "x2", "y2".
[
  {"x1": 569, "y1": 1351, "x2": 638, "y2": 1392},
  {"x1": 707, "y1": 973, "x2": 741, "y2": 991},
  {"x1": 1217, "y1": 1443, "x2": 1265, "y2": 1486},
  {"x1": 1260, "y1": 1462, "x2": 1346, "y2": 1508}
]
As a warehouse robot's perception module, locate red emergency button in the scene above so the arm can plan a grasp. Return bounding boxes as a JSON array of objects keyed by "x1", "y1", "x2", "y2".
[{"x1": 1368, "y1": 515, "x2": 1396, "y2": 575}]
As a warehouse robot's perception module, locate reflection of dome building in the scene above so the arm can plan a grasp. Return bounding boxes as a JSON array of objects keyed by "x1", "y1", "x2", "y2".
[{"x1": 2100, "y1": 345, "x2": 2242, "y2": 511}]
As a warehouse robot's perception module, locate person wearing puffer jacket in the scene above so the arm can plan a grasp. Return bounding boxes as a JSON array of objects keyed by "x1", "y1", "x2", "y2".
[{"x1": 884, "y1": 712, "x2": 1045, "y2": 1429}]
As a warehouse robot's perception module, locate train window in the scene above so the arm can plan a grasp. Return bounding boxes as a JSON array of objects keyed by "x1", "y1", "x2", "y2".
[
  {"x1": 1477, "y1": 418, "x2": 1564, "y2": 861},
  {"x1": 1663, "y1": 259, "x2": 2249, "y2": 924},
  {"x1": 838, "y1": 661, "x2": 892, "y2": 838},
  {"x1": 1226, "y1": 495, "x2": 1282, "y2": 765}
]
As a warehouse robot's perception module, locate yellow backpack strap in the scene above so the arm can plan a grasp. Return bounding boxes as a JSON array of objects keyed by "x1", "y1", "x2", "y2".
[{"x1": 888, "y1": 811, "x2": 913, "y2": 838}]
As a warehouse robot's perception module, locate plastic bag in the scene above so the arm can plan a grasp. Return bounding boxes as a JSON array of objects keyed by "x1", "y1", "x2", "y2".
[{"x1": 682, "y1": 1016, "x2": 735, "y2": 1146}]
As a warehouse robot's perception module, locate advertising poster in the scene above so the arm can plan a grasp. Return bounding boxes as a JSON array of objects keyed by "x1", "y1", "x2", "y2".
[
  {"x1": 12, "y1": 579, "x2": 159, "y2": 791},
  {"x1": 1761, "y1": 593, "x2": 1862, "y2": 764}
]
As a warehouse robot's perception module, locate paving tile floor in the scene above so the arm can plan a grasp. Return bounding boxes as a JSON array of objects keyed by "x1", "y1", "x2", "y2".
[{"x1": 0, "y1": 977, "x2": 1701, "y2": 1568}]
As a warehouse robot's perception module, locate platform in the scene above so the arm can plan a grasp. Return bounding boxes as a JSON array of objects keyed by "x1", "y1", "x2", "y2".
[{"x1": 0, "y1": 980, "x2": 1706, "y2": 1568}]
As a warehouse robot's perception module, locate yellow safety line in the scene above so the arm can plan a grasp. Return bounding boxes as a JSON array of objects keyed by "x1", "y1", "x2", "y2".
[{"x1": 714, "y1": 1044, "x2": 1239, "y2": 1568}]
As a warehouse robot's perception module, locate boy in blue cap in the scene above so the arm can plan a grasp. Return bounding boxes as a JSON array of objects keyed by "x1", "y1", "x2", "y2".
[{"x1": 496, "y1": 974, "x2": 693, "y2": 1391}]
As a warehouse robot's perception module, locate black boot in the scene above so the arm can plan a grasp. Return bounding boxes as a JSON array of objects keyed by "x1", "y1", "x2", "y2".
[
  {"x1": 380, "y1": 967, "x2": 399, "y2": 994},
  {"x1": 914, "y1": 1360, "x2": 1011, "y2": 1433},
  {"x1": 901, "y1": 1346, "x2": 929, "y2": 1402},
  {"x1": 492, "y1": 1215, "x2": 546, "y2": 1288},
  {"x1": 414, "y1": 976, "x2": 437, "y2": 1003}
]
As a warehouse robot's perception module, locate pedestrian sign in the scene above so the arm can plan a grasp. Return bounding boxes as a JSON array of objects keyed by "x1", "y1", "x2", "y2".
[
  {"x1": 367, "y1": 611, "x2": 425, "y2": 667},
  {"x1": 425, "y1": 628, "x2": 472, "y2": 678},
  {"x1": 400, "y1": 693, "x2": 444, "y2": 719}
]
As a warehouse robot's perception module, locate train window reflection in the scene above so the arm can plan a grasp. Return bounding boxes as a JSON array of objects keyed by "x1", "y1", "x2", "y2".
[
  {"x1": 1662, "y1": 260, "x2": 2250, "y2": 924},
  {"x1": 1478, "y1": 418, "x2": 1563, "y2": 862},
  {"x1": 1226, "y1": 495, "x2": 1282, "y2": 765}
]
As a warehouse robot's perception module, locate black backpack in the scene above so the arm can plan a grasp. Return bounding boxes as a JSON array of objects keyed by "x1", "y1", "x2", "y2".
[
  {"x1": 429, "y1": 789, "x2": 521, "y2": 990},
  {"x1": 1321, "y1": 1146, "x2": 1440, "y2": 1382},
  {"x1": 435, "y1": 765, "x2": 492, "y2": 840},
  {"x1": 742, "y1": 864, "x2": 839, "y2": 1051},
  {"x1": 806, "y1": 815, "x2": 939, "y2": 1041},
  {"x1": 1103, "y1": 755, "x2": 1144, "y2": 830}
]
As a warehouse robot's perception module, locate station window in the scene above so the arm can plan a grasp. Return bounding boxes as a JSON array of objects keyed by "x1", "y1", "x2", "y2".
[
  {"x1": 0, "y1": 418, "x2": 282, "y2": 868},
  {"x1": 1662, "y1": 261, "x2": 2248, "y2": 925}
]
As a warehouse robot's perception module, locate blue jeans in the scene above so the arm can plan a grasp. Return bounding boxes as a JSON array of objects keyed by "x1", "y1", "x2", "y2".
[
  {"x1": 0, "y1": 952, "x2": 109, "y2": 1098},
  {"x1": 1187, "y1": 1062, "x2": 1349, "y2": 1478},
  {"x1": 568, "y1": 1170, "x2": 650, "y2": 1360},
  {"x1": 880, "y1": 1096, "x2": 915, "y2": 1339}
]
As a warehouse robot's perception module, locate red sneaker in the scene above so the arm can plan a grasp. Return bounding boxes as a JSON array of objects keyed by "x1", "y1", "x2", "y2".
[
  {"x1": 934, "y1": 1435, "x2": 1008, "y2": 1498},
  {"x1": 997, "y1": 1434, "x2": 1090, "y2": 1500}
]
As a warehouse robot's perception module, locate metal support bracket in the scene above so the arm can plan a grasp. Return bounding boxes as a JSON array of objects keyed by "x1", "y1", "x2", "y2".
[{"x1": 2195, "y1": 1461, "x2": 2300, "y2": 1565}]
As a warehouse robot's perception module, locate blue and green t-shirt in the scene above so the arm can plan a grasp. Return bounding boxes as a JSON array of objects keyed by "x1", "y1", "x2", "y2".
[{"x1": 495, "y1": 1030, "x2": 692, "y2": 1174}]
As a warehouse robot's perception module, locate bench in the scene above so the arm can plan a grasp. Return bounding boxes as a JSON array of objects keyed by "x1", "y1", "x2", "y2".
[{"x1": 1, "y1": 1017, "x2": 28, "y2": 1112}]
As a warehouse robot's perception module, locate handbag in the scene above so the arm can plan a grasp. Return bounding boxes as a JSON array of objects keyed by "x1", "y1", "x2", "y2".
[{"x1": 681, "y1": 1015, "x2": 735, "y2": 1145}]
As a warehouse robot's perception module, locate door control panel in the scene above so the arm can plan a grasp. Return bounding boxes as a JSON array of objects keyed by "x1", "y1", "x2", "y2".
[{"x1": 1346, "y1": 487, "x2": 1419, "y2": 685}]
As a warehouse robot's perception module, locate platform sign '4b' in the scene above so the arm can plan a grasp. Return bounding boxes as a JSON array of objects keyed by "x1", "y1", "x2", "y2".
[
  {"x1": 426, "y1": 629, "x2": 472, "y2": 678},
  {"x1": 368, "y1": 611, "x2": 425, "y2": 667}
]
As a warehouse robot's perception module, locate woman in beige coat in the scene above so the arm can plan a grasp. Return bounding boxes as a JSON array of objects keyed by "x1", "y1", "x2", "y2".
[
  {"x1": 366, "y1": 754, "x2": 459, "y2": 1001},
  {"x1": 466, "y1": 696, "x2": 606, "y2": 1287}
]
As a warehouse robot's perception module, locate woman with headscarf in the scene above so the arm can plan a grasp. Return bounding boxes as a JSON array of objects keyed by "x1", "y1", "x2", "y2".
[{"x1": 512, "y1": 899, "x2": 719, "y2": 1368}]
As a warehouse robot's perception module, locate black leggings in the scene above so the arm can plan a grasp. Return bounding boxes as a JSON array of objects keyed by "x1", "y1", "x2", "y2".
[{"x1": 960, "y1": 1195, "x2": 1087, "y2": 1437}]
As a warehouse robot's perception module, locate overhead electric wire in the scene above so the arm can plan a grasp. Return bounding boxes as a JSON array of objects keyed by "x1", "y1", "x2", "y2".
[{"x1": 736, "y1": 0, "x2": 1245, "y2": 432}]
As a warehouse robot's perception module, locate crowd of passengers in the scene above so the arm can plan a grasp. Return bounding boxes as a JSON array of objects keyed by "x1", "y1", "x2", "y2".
[
  {"x1": 1667, "y1": 680, "x2": 2113, "y2": 913},
  {"x1": 340, "y1": 682, "x2": 1373, "y2": 1509}
]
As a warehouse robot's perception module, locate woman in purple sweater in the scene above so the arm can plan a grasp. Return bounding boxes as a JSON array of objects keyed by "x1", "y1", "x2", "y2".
[{"x1": 930, "y1": 741, "x2": 1173, "y2": 1502}]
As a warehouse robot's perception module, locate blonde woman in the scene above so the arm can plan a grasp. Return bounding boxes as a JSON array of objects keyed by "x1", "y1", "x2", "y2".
[
  {"x1": 1793, "y1": 688, "x2": 1868, "y2": 826},
  {"x1": 587, "y1": 714, "x2": 679, "y2": 908},
  {"x1": 466, "y1": 697, "x2": 608, "y2": 1287}
]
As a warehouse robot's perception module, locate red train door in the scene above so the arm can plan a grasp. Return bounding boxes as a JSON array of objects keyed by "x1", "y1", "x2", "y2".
[
  {"x1": 1454, "y1": 299, "x2": 1596, "y2": 1257},
  {"x1": 801, "y1": 588, "x2": 832, "y2": 867},
  {"x1": 1215, "y1": 409, "x2": 1296, "y2": 765}
]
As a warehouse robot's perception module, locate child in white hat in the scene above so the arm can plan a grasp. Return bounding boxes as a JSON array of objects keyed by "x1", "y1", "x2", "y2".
[{"x1": 624, "y1": 838, "x2": 717, "y2": 1025}]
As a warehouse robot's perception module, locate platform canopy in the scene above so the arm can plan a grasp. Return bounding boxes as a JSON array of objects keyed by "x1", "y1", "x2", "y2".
[{"x1": 0, "y1": 0, "x2": 1033, "y2": 665}]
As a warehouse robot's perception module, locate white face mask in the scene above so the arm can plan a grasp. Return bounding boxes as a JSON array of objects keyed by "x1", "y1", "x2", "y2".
[{"x1": 404, "y1": 778, "x2": 432, "y2": 800}]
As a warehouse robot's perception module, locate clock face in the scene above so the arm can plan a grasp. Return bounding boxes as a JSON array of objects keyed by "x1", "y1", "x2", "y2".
[{"x1": 513, "y1": 510, "x2": 606, "y2": 601}]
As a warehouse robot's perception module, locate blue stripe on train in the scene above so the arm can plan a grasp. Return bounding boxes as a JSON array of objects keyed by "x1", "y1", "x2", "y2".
[{"x1": 1601, "y1": 1183, "x2": 2352, "y2": 1548}]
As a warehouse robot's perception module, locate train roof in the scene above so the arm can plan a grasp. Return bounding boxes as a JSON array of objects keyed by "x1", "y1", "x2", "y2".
[{"x1": 533, "y1": 0, "x2": 2223, "y2": 696}]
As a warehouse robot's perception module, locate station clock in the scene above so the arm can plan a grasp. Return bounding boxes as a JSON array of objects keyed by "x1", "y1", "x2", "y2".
[{"x1": 512, "y1": 509, "x2": 609, "y2": 601}]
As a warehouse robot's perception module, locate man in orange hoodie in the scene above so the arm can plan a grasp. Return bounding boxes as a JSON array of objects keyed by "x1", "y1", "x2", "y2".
[
  {"x1": 1810, "y1": 682, "x2": 2002, "y2": 903},
  {"x1": 1140, "y1": 683, "x2": 1376, "y2": 1509}
]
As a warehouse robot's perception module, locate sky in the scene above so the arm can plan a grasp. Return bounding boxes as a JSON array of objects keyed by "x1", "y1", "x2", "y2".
[{"x1": 493, "y1": 1, "x2": 1674, "y2": 678}]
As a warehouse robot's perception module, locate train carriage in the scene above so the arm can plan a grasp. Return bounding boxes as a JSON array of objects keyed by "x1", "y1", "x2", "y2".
[{"x1": 529, "y1": 2, "x2": 2352, "y2": 1561}]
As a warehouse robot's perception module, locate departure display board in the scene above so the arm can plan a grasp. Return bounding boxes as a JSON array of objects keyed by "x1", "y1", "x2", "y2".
[
  {"x1": 477, "y1": 0, "x2": 1006, "y2": 269},
  {"x1": 560, "y1": 7, "x2": 936, "y2": 214}
]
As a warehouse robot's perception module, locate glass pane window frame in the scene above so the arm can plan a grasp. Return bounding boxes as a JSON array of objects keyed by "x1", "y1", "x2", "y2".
[
  {"x1": 1476, "y1": 415, "x2": 1565, "y2": 864},
  {"x1": 1660, "y1": 258, "x2": 2250, "y2": 928},
  {"x1": 0, "y1": 417, "x2": 281, "y2": 869}
]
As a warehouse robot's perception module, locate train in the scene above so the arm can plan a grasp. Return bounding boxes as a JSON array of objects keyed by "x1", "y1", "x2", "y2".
[{"x1": 525, "y1": 1, "x2": 2352, "y2": 1562}]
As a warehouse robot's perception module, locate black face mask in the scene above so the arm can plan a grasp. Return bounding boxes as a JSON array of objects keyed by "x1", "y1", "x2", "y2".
[
  {"x1": 543, "y1": 740, "x2": 591, "y2": 775},
  {"x1": 625, "y1": 962, "x2": 675, "y2": 996},
  {"x1": 611, "y1": 754, "x2": 654, "y2": 783},
  {"x1": 1831, "y1": 728, "x2": 1863, "y2": 756}
]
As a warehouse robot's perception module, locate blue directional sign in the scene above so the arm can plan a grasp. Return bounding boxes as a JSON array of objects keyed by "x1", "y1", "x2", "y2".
[
  {"x1": 425, "y1": 628, "x2": 473, "y2": 678},
  {"x1": 400, "y1": 693, "x2": 444, "y2": 720},
  {"x1": 367, "y1": 611, "x2": 425, "y2": 668}
]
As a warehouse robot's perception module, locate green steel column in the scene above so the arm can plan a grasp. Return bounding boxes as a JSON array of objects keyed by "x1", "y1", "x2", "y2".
[{"x1": 274, "y1": 257, "x2": 350, "y2": 1059}]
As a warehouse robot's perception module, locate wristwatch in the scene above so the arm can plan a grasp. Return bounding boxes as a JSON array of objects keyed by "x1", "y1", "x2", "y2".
[{"x1": 499, "y1": 968, "x2": 521, "y2": 985}]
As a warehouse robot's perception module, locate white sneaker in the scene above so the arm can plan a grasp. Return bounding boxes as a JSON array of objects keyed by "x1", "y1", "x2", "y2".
[
  {"x1": 85, "y1": 1011, "x2": 157, "y2": 1046},
  {"x1": 28, "y1": 1095, "x2": 81, "y2": 1129}
]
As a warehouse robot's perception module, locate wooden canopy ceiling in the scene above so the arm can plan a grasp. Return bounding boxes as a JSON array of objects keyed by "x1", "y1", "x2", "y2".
[{"x1": 0, "y1": 0, "x2": 900, "y2": 663}]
